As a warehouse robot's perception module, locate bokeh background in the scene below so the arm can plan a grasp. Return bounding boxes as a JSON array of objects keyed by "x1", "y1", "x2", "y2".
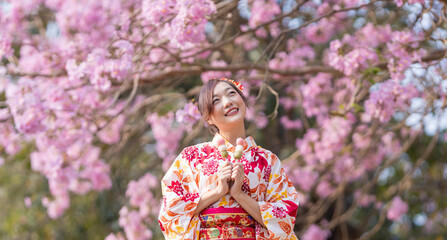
[{"x1": 0, "y1": 0, "x2": 446, "y2": 239}]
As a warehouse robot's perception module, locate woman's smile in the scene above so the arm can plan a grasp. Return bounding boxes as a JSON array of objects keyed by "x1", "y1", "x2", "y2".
[{"x1": 225, "y1": 108, "x2": 239, "y2": 116}]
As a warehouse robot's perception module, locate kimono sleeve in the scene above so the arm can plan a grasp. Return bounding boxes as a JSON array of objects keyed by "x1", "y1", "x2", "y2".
[
  {"x1": 257, "y1": 154, "x2": 299, "y2": 239},
  {"x1": 158, "y1": 148, "x2": 201, "y2": 240}
]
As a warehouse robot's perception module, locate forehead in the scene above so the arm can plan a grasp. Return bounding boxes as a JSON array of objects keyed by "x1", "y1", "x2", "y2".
[{"x1": 213, "y1": 82, "x2": 233, "y2": 96}]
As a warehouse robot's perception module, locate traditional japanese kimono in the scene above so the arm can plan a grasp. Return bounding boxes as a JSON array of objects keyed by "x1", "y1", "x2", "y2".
[{"x1": 158, "y1": 134, "x2": 299, "y2": 240}]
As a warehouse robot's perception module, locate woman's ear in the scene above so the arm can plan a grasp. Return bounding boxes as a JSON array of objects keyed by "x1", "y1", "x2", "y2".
[{"x1": 206, "y1": 117, "x2": 213, "y2": 126}]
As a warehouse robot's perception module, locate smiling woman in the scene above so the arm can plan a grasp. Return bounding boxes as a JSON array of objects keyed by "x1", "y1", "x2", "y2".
[{"x1": 158, "y1": 78, "x2": 300, "y2": 240}]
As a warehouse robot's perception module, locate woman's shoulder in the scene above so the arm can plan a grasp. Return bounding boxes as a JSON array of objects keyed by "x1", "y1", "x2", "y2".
[
  {"x1": 181, "y1": 141, "x2": 215, "y2": 152},
  {"x1": 251, "y1": 145, "x2": 280, "y2": 165},
  {"x1": 178, "y1": 141, "x2": 216, "y2": 160},
  {"x1": 250, "y1": 144, "x2": 274, "y2": 157}
]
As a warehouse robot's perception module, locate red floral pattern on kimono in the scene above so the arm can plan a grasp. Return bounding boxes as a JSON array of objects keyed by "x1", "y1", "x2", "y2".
[{"x1": 159, "y1": 134, "x2": 300, "y2": 240}]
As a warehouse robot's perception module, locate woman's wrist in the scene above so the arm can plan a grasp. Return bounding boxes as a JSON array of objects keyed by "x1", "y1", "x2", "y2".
[
  {"x1": 230, "y1": 189, "x2": 244, "y2": 199},
  {"x1": 215, "y1": 185, "x2": 227, "y2": 199}
]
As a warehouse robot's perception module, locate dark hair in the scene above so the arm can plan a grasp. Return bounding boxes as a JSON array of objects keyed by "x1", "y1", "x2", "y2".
[{"x1": 197, "y1": 78, "x2": 249, "y2": 134}]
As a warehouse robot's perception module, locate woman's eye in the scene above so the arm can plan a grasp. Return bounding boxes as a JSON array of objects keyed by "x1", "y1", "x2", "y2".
[
  {"x1": 229, "y1": 91, "x2": 236, "y2": 95},
  {"x1": 213, "y1": 99, "x2": 219, "y2": 104}
]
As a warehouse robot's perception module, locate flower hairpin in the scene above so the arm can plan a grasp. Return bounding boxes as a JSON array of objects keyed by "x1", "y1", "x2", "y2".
[{"x1": 220, "y1": 77, "x2": 244, "y2": 92}]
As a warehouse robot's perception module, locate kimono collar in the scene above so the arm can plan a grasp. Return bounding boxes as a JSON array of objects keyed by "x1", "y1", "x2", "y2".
[{"x1": 212, "y1": 133, "x2": 258, "y2": 153}]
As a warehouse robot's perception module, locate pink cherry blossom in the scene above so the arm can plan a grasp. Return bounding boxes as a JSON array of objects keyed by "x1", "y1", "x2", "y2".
[
  {"x1": 24, "y1": 197, "x2": 32, "y2": 207},
  {"x1": 290, "y1": 168, "x2": 318, "y2": 191},
  {"x1": 387, "y1": 196, "x2": 409, "y2": 221},
  {"x1": 316, "y1": 180, "x2": 335, "y2": 198},
  {"x1": 98, "y1": 115, "x2": 126, "y2": 144},
  {"x1": 105, "y1": 233, "x2": 125, "y2": 240},
  {"x1": 303, "y1": 19, "x2": 336, "y2": 44},
  {"x1": 0, "y1": 123, "x2": 22, "y2": 155},
  {"x1": 126, "y1": 173, "x2": 158, "y2": 208},
  {"x1": 248, "y1": 0, "x2": 281, "y2": 29},
  {"x1": 201, "y1": 60, "x2": 231, "y2": 82},
  {"x1": 235, "y1": 35, "x2": 260, "y2": 51},
  {"x1": 0, "y1": 33, "x2": 13, "y2": 59},
  {"x1": 42, "y1": 193, "x2": 70, "y2": 219},
  {"x1": 147, "y1": 113, "x2": 184, "y2": 170},
  {"x1": 141, "y1": 0, "x2": 177, "y2": 26},
  {"x1": 169, "y1": 0, "x2": 216, "y2": 48},
  {"x1": 355, "y1": 191, "x2": 376, "y2": 207},
  {"x1": 328, "y1": 36, "x2": 379, "y2": 76},
  {"x1": 175, "y1": 102, "x2": 201, "y2": 130},
  {"x1": 365, "y1": 80, "x2": 419, "y2": 123},
  {"x1": 302, "y1": 224, "x2": 331, "y2": 240},
  {"x1": 118, "y1": 208, "x2": 153, "y2": 240}
]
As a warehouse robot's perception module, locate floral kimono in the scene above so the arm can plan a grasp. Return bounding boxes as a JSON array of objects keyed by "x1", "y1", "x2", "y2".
[{"x1": 158, "y1": 134, "x2": 299, "y2": 240}]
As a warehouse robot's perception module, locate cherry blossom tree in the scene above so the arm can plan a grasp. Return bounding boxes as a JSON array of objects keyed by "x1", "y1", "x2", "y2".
[{"x1": 0, "y1": 0, "x2": 446, "y2": 239}]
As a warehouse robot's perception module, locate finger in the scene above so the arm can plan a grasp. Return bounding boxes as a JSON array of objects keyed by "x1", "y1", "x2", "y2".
[
  {"x1": 219, "y1": 166, "x2": 232, "y2": 173},
  {"x1": 225, "y1": 164, "x2": 234, "y2": 170},
  {"x1": 232, "y1": 163, "x2": 241, "y2": 169},
  {"x1": 224, "y1": 160, "x2": 233, "y2": 167},
  {"x1": 233, "y1": 165, "x2": 243, "y2": 174},
  {"x1": 221, "y1": 175, "x2": 231, "y2": 181},
  {"x1": 222, "y1": 172, "x2": 232, "y2": 178},
  {"x1": 222, "y1": 167, "x2": 233, "y2": 173}
]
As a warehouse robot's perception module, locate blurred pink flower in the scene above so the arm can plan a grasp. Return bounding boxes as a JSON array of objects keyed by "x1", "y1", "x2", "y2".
[
  {"x1": 24, "y1": 197, "x2": 32, "y2": 208},
  {"x1": 105, "y1": 233, "x2": 125, "y2": 240},
  {"x1": 147, "y1": 112, "x2": 184, "y2": 170},
  {"x1": 316, "y1": 180, "x2": 335, "y2": 198},
  {"x1": 176, "y1": 102, "x2": 201, "y2": 131},
  {"x1": 387, "y1": 196, "x2": 408, "y2": 221},
  {"x1": 248, "y1": 0, "x2": 281, "y2": 28},
  {"x1": 303, "y1": 19, "x2": 335, "y2": 44},
  {"x1": 291, "y1": 168, "x2": 318, "y2": 191},
  {"x1": 280, "y1": 116, "x2": 302, "y2": 130},
  {"x1": 201, "y1": 60, "x2": 231, "y2": 82},
  {"x1": 354, "y1": 191, "x2": 376, "y2": 207},
  {"x1": 0, "y1": 33, "x2": 13, "y2": 59},
  {"x1": 98, "y1": 115, "x2": 126, "y2": 144},
  {"x1": 302, "y1": 224, "x2": 331, "y2": 240}
]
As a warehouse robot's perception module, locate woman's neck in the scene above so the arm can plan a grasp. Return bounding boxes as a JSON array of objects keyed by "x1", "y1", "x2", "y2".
[{"x1": 218, "y1": 124, "x2": 246, "y2": 146}]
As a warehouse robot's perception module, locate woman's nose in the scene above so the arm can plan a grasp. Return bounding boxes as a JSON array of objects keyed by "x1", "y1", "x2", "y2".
[{"x1": 222, "y1": 97, "x2": 233, "y2": 108}]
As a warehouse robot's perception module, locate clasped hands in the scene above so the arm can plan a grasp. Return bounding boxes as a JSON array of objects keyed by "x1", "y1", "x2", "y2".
[{"x1": 216, "y1": 160, "x2": 245, "y2": 197}]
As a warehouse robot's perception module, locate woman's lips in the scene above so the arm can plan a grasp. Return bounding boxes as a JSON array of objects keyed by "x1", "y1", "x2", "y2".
[{"x1": 225, "y1": 108, "x2": 238, "y2": 116}]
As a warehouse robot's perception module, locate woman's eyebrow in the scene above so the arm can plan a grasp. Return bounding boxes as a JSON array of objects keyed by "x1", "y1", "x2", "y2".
[{"x1": 213, "y1": 87, "x2": 234, "y2": 98}]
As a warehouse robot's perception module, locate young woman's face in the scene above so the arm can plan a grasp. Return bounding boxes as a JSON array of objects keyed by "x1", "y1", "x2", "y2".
[{"x1": 208, "y1": 82, "x2": 246, "y2": 131}]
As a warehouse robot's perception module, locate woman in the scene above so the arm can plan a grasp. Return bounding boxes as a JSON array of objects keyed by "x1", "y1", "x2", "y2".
[{"x1": 158, "y1": 78, "x2": 299, "y2": 240}]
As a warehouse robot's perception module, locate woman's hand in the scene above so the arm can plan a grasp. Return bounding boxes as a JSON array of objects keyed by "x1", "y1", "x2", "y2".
[
  {"x1": 228, "y1": 163, "x2": 266, "y2": 228},
  {"x1": 230, "y1": 163, "x2": 244, "y2": 196},
  {"x1": 216, "y1": 160, "x2": 233, "y2": 197},
  {"x1": 193, "y1": 160, "x2": 233, "y2": 215}
]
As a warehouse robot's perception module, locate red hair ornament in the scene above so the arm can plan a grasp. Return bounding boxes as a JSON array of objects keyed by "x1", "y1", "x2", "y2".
[{"x1": 220, "y1": 77, "x2": 244, "y2": 92}]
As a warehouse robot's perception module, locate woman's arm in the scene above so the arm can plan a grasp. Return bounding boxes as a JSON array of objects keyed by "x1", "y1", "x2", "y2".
[
  {"x1": 230, "y1": 163, "x2": 267, "y2": 228},
  {"x1": 193, "y1": 160, "x2": 233, "y2": 215}
]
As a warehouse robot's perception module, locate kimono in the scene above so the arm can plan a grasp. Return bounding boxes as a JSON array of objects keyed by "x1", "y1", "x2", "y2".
[{"x1": 158, "y1": 134, "x2": 299, "y2": 240}]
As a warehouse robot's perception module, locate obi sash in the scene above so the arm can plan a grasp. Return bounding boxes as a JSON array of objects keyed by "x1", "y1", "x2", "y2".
[{"x1": 199, "y1": 207, "x2": 256, "y2": 240}]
